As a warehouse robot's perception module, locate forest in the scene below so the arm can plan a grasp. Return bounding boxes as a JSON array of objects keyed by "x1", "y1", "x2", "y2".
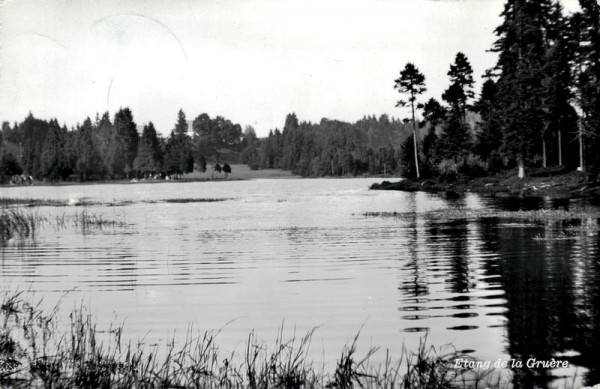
[
  {"x1": 0, "y1": 109, "x2": 243, "y2": 182},
  {"x1": 243, "y1": 0, "x2": 600, "y2": 181},
  {"x1": 0, "y1": 0, "x2": 599, "y2": 183}
]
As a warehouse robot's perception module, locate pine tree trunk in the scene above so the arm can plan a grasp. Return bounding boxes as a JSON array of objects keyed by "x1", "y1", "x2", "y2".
[
  {"x1": 578, "y1": 118, "x2": 584, "y2": 172},
  {"x1": 411, "y1": 103, "x2": 420, "y2": 179},
  {"x1": 542, "y1": 138, "x2": 547, "y2": 168},
  {"x1": 557, "y1": 120, "x2": 562, "y2": 166},
  {"x1": 518, "y1": 155, "x2": 525, "y2": 179}
]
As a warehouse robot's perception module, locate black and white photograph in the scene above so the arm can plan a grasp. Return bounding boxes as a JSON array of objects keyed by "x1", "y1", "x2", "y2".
[{"x1": 1, "y1": 0, "x2": 600, "y2": 387}]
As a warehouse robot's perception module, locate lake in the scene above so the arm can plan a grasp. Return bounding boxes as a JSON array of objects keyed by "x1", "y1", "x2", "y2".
[{"x1": 1, "y1": 178, "x2": 599, "y2": 388}]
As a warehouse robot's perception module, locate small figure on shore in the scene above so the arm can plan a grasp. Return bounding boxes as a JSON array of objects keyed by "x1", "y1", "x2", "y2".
[{"x1": 223, "y1": 164, "x2": 231, "y2": 178}]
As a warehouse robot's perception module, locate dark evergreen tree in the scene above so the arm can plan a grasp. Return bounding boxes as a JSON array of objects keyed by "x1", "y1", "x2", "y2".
[
  {"x1": 473, "y1": 79, "x2": 504, "y2": 166},
  {"x1": 421, "y1": 98, "x2": 447, "y2": 127},
  {"x1": 20, "y1": 113, "x2": 49, "y2": 178},
  {"x1": 438, "y1": 53, "x2": 475, "y2": 161},
  {"x1": 40, "y1": 119, "x2": 71, "y2": 180},
  {"x1": 573, "y1": 0, "x2": 600, "y2": 175},
  {"x1": 164, "y1": 111, "x2": 194, "y2": 176},
  {"x1": 96, "y1": 112, "x2": 114, "y2": 172},
  {"x1": 134, "y1": 122, "x2": 163, "y2": 176},
  {"x1": 542, "y1": 2, "x2": 578, "y2": 168},
  {"x1": 442, "y1": 52, "x2": 475, "y2": 120},
  {"x1": 492, "y1": 0, "x2": 554, "y2": 177},
  {"x1": 109, "y1": 108, "x2": 139, "y2": 178},
  {"x1": 174, "y1": 109, "x2": 189, "y2": 136},
  {"x1": 420, "y1": 98, "x2": 447, "y2": 174},
  {"x1": 75, "y1": 118, "x2": 105, "y2": 181},
  {"x1": 437, "y1": 114, "x2": 472, "y2": 162}
]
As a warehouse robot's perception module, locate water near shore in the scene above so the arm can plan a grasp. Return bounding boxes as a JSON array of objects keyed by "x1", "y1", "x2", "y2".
[{"x1": 1, "y1": 178, "x2": 599, "y2": 388}]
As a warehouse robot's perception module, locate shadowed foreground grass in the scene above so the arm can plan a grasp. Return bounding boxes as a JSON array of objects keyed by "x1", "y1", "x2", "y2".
[{"x1": 0, "y1": 292, "x2": 510, "y2": 389}]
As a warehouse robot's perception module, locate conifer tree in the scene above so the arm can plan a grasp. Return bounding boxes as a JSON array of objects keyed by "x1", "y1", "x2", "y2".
[
  {"x1": 40, "y1": 119, "x2": 70, "y2": 180},
  {"x1": 110, "y1": 108, "x2": 139, "y2": 178},
  {"x1": 573, "y1": 0, "x2": 600, "y2": 174},
  {"x1": 165, "y1": 110, "x2": 193, "y2": 175},
  {"x1": 492, "y1": 0, "x2": 554, "y2": 178},
  {"x1": 542, "y1": 2, "x2": 577, "y2": 167},
  {"x1": 134, "y1": 122, "x2": 163, "y2": 176},
  {"x1": 75, "y1": 118, "x2": 105, "y2": 181},
  {"x1": 442, "y1": 52, "x2": 475, "y2": 120},
  {"x1": 394, "y1": 63, "x2": 426, "y2": 178},
  {"x1": 421, "y1": 98, "x2": 446, "y2": 170},
  {"x1": 473, "y1": 79, "x2": 503, "y2": 164}
]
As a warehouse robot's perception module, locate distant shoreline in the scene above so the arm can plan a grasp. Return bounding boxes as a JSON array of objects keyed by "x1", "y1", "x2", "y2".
[
  {"x1": 0, "y1": 165, "x2": 299, "y2": 188},
  {"x1": 1, "y1": 165, "x2": 405, "y2": 189}
]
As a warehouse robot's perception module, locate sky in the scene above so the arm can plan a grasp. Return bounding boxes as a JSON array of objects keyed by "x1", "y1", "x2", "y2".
[{"x1": 0, "y1": 0, "x2": 582, "y2": 137}]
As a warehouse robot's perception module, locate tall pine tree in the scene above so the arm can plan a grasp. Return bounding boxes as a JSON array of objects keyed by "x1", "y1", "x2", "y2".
[
  {"x1": 164, "y1": 110, "x2": 193, "y2": 176},
  {"x1": 109, "y1": 108, "x2": 139, "y2": 178},
  {"x1": 134, "y1": 122, "x2": 163, "y2": 176},
  {"x1": 394, "y1": 63, "x2": 427, "y2": 178},
  {"x1": 492, "y1": 0, "x2": 553, "y2": 178},
  {"x1": 574, "y1": 0, "x2": 600, "y2": 175},
  {"x1": 75, "y1": 118, "x2": 106, "y2": 181}
]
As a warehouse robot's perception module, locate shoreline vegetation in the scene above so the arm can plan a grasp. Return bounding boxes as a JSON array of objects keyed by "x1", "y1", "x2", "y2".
[
  {"x1": 0, "y1": 291, "x2": 511, "y2": 389},
  {"x1": 370, "y1": 167, "x2": 600, "y2": 203}
]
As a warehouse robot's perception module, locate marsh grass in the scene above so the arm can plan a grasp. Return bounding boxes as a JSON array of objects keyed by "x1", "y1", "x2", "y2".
[
  {"x1": 72, "y1": 208, "x2": 128, "y2": 230},
  {"x1": 0, "y1": 208, "x2": 43, "y2": 244},
  {"x1": 363, "y1": 208, "x2": 600, "y2": 223},
  {"x1": 0, "y1": 291, "x2": 514, "y2": 389},
  {"x1": 156, "y1": 198, "x2": 232, "y2": 203},
  {"x1": 0, "y1": 198, "x2": 134, "y2": 208},
  {"x1": 0, "y1": 206, "x2": 127, "y2": 246},
  {"x1": 0, "y1": 198, "x2": 69, "y2": 208}
]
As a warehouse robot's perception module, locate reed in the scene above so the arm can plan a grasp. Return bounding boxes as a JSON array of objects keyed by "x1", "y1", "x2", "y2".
[
  {"x1": 0, "y1": 198, "x2": 68, "y2": 208},
  {"x1": 72, "y1": 208, "x2": 127, "y2": 230},
  {"x1": 159, "y1": 198, "x2": 231, "y2": 203},
  {"x1": 0, "y1": 208, "x2": 44, "y2": 244},
  {"x1": 0, "y1": 291, "x2": 515, "y2": 389},
  {"x1": 1, "y1": 206, "x2": 128, "y2": 247}
]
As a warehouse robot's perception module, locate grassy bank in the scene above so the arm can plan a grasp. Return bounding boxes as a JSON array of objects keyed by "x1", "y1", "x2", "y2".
[
  {"x1": 370, "y1": 168, "x2": 600, "y2": 202},
  {"x1": 1, "y1": 165, "x2": 297, "y2": 189},
  {"x1": 0, "y1": 292, "x2": 508, "y2": 389}
]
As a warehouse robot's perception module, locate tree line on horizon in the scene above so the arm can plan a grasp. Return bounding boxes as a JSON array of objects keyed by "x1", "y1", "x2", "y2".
[
  {"x1": 394, "y1": 0, "x2": 600, "y2": 181},
  {"x1": 241, "y1": 113, "x2": 411, "y2": 177},
  {"x1": 0, "y1": 109, "x2": 244, "y2": 183}
]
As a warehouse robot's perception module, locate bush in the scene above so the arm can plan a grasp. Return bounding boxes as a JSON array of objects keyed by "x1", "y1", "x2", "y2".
[
  {"x1": 460, "y1": 155, "x2": 487, "y2": 178},
  {"x1": 0, "y1": 152, "x2": 22, "y2": 183},
  {"x1": 487, "y1": 150, "x2": 504, "y2": 173},
  {"x1": 438, "y1": 159, "x2": 458, "y2": 182}
]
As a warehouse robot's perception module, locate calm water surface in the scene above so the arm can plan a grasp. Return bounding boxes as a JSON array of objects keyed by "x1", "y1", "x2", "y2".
[{"x1": 2, "y1": 178, "x2": 599, "y2": 388}]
